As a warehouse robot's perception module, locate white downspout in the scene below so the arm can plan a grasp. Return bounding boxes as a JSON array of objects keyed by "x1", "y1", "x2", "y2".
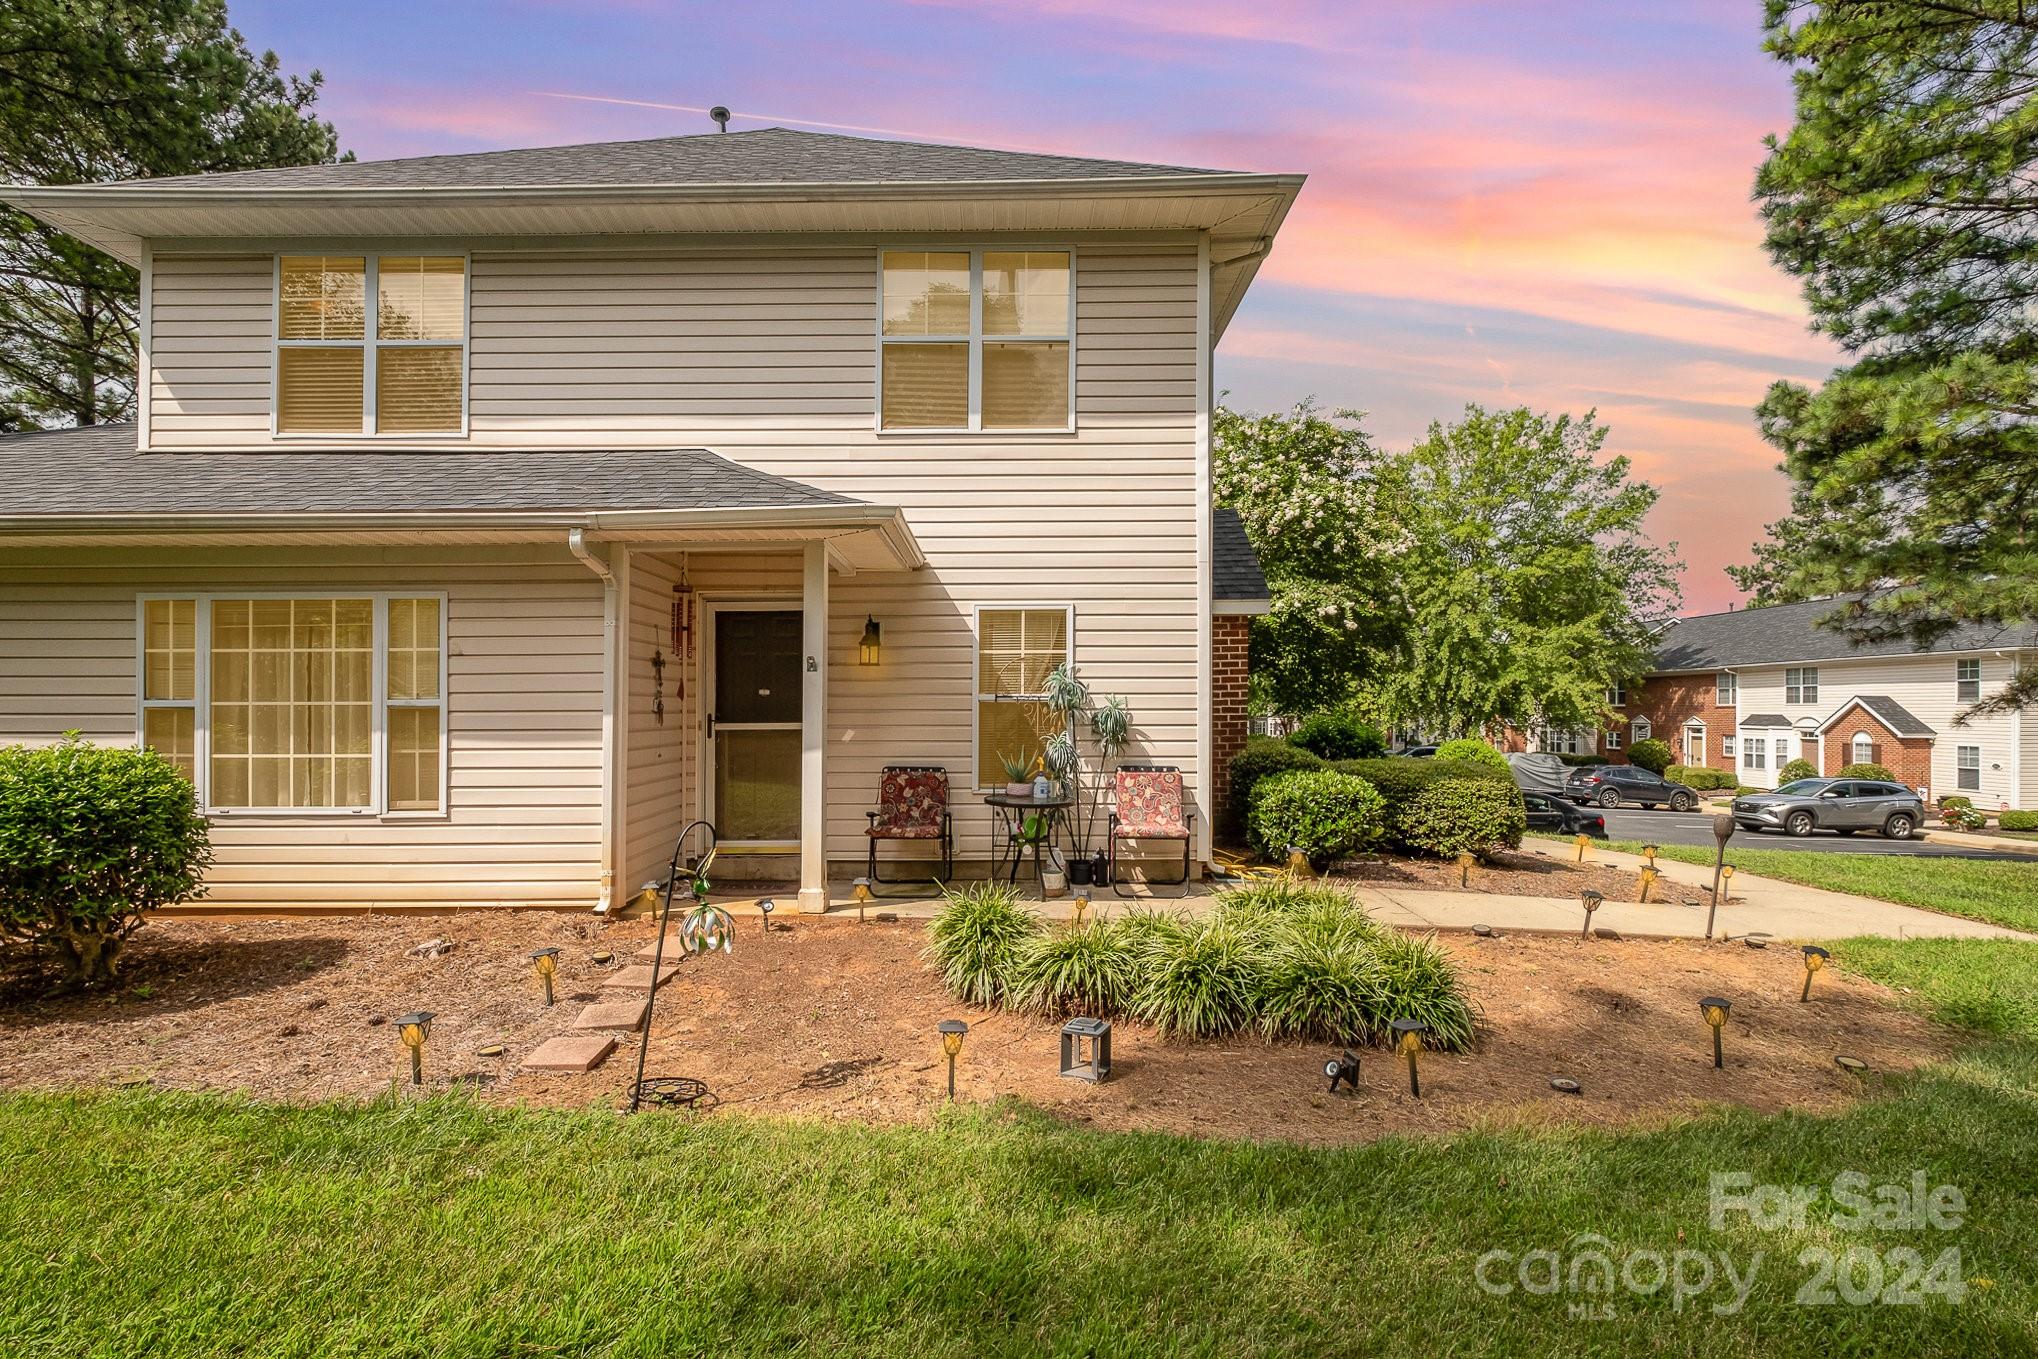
[{"x1": 569, "y1": 527, "x2": 618, "y2": 914}]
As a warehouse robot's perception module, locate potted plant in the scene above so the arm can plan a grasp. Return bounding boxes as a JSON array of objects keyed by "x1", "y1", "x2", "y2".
[
  {"x1": 997, "y1": 750, "x2": 1034, "y2": 799},
  {"x1": 1038, "y1": 664, "x2": 1134, "y2": 878}
]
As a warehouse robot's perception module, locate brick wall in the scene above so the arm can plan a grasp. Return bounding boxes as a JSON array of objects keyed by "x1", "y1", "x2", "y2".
[
  {"x1": 1820, "y1": 711, "x2": 1934, "y2": 790},
  {"x1": 1612, "y1": 673, "x2": 1737, "y2": 770},
  {"x1": 1211, "y1": 615, "x2": 1251, "y2": 818}
]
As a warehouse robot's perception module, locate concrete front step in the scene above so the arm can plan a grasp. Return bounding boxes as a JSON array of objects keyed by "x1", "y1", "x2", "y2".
[
  {"x1": 520, "y1": 1034, "x2": 616, "y2": 1073},
  {"x1": 573, "y1": 1000, "x2": 649, "y2": 1033}
]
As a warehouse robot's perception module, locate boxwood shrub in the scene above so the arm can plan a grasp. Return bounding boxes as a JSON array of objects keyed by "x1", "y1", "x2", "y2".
[
  {"x1": 1288, "y1": 712, "x2": 1387, "y2": 761},
  {"x1": 1225, "y1": 738, "x2": 1325, "y2": 835},
  {"x1": 1665, "y1": 765, "x2": 1737, "y2": 791},
  {"x1": 1432, "y1": 738, "x2": 1509, "y2": 774},
  {"x1": 1329, "y1": 757, "x2": 1512, "y2": 851},
  {"x1": 1839, "y1": 762, "x2": 1897, "y2": 781},
  {"x1": 2000, "y1": 810, "x2": 2038, "y2": 832},
  {"x1": 1247, "y1": 769, "x2": 1386, "y2": 868},
  {"x1": 0, "y1": 735, "x2": 211, "y2": 987},
  {"x1": 1395, "y1": 777, "x2": 1528, "y2": 857},
  {"x1": 1626, "y1": 738, "x2": 1674, "y2": 773}
]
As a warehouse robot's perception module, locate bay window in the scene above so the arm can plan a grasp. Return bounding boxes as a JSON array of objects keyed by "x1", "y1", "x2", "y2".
[
  {"x1": 975, "y1": 606, "x2": 1072, "y2": 788},
  {"x1": 880, "y1": 249, "x2": 1072, "y2": 431},
  {"x1": 137, "y1": 594, "x2": 446, "y2": 815},
  {"x1": 277, "y1": 255, "x2": 466, "y2": 436}
]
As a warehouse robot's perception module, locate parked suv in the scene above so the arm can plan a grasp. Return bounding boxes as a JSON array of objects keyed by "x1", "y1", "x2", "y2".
[
  {"x1": 1732, "y1": 778, "x2": 1924, "y2": 839},
  {"x1": 1564, "y1": 765, "x2": 1700, "y2": 812}
]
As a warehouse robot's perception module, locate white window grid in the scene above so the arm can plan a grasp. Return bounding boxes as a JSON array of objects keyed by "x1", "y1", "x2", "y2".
[
  {"x1": 1715, "y1": 672, "x2": 1737, "y2": 705},
  {"x1": 1957, "y1": 658, "x2": 1982, "y2": 703},
  {"x1": 971, "y1": 603, "x2": 1076, "y2": 791},
  {"x1": 272, "y1": 253, "x2": 470, "y2": 439},
  {"x1": 1785, "y1": 667, "x2": 1819, "y2": 705},
  {"x1": 134, "y1": 592, "x2": 448, "y2": 817},
  {"x1": 1956, "y1": 745, "x2": 1982, "y2": 791},
  {"x1": 876, "y1": 247, "x2": 1076, "y2": 434}
]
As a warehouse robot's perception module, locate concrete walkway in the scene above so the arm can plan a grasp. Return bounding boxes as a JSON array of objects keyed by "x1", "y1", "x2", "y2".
[{"x1": 672, "y1": 849, "x2": 2028, "y2": 944}]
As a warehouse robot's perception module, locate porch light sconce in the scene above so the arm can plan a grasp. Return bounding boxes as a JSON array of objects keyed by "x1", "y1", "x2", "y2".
[
  {"x1": 1800, "y1": 945, "x2": 1830, "y2": 1003},
  {"x1": 858, "y1": 615, "x2": 882, "y2": 666},
  {"x1": 1700, "y1": 996, "x2": 1731, "y2": 1069},
  {"x1": 530, "y1": 947, "x2": 560, "y2": 1006},
  {"x1": 1391, "y1": 1018, "x2": 1428, "y2": 1097},
  {"x1": 938, "y1": 1019, "x2": 969, "y2": 1100},
  {"x1": 1324, "y1": 1048, "x2": 1361, "y2": 1094},
  {"x1": 395, "y1": 1011, "x2": 435, "y2": 1086},
  {"x1": 1579, "y1": 888, "x2": 1603, "y2": 939}
]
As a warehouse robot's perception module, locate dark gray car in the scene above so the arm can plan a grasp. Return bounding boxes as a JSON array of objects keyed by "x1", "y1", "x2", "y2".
[{"x1": 1732, "y1": 778, "x2": 1923, "y2": 839}]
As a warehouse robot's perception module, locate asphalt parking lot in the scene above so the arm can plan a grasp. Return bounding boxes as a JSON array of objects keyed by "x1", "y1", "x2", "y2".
[{"x1": 1594, "y1": 806, "x2": 2033, "y2": 860}]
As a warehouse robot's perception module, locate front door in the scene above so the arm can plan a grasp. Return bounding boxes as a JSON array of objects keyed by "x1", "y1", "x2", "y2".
[{"x1": 709, "y1": 608, "x2": 802, "y2": 846}]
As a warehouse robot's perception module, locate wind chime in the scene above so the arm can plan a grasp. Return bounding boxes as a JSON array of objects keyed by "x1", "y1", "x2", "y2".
[{"x1": 671, "y1": 558, "x2": 696, "y2": 708}]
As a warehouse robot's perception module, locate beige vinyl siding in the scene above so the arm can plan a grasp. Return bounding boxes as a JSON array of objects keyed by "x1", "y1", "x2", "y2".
[
  {"x1": 622, "y1": 551, "x2": 689, "y2": 891},
  {"x1": 0, "y1": 548, "x2": 605, "y2": 908},
  {"x1": 148, "y1": 254, "x2": 274, "y2": 446},
  {"x1": 140, "y1": 241, "x2": 1204, "y2": 864}
]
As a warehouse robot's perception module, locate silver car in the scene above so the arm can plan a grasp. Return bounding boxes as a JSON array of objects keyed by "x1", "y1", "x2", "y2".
[{"x1": 1732, "y1": 778, "x2": 1924, "y2": 839}]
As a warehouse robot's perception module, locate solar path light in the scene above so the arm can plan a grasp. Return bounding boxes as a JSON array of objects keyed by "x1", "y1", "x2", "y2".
[
  {"x1": 1800, "y1": 945, "x2": 1830, "y2": 1003},
  {"x1": 395, "y1": 1011, "x2": 434, "y2": 1086},
  {"x1": 1700, "y1": 997, "x2": 1731, "y2": 1069},
  {"x1": 1706, "y1": 815, "x2": 1736, "y2": 939},
  {"x1": 529, "y1": 947, "x2": 560, "y2": 1006},
  {"x1": 938, "y1": 1019, "x2": 969, "y2": 1100},
  {"x1": 1579, "y1": 888, "x2": 1603, "y2": 939},
  {"x1": 1391, "y1": 1018, "x2": 1428, "y2": 1097}
]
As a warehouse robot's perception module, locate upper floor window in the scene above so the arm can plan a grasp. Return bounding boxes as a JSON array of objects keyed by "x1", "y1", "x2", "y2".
[
  {"x1": 879, "y1": 250, "x2": 1072, "y2": 432},
  {"x1": 1785, "y1": 666, "x2": 1819, "y2": 705},
  {"x1": 1715, "y1": 671, "x2": 1737, "y2": 705},
  {"x1": 1605, "y1": 683, "x2": 1626, "y2": 708},
  {"x1": 1956, "y1": 658, "x2": 1982, "y2": 703},
  {"x1": 277, "y1": 255, "x2": 466, "y2": 436}
]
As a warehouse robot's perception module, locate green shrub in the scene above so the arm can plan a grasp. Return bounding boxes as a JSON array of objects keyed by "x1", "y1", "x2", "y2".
[
  {"x1": 1665, "y1": 765, "x2": 1736, "y2": 791},
  {"x1": 1128, "y1": 917, "x2": 1265, "y2": 1038},
  {"x1": 1328, "y1": 757, "x2": 1511, "y2": 851},
  {"x1": 1943, "y1": 804, "x2": 1988, "y2": 831},
  {"x1": 1367, "y1": 930, "x2": 1478, "y2": 1051},
  {"x1": 1225, "y1": 738, "x2": 1325, "y2": 835},
  {"x1": 1258, "y1": 909, "x2": 1382, "y2": 1042},
  {"x1": 0, "y1": 736, "x2": 211, "y2": 986},
  {"x1": 1432, "y1": 738, "x2": 1509, "y2": 773},
  {"x1": 923, "y1": 881, "x2": 1036, "y2": 1007},
  {"x1": 1778, "y1": 758, "x2": 1819, "y2": 784},
  {"x1": 1395, "y1": 777, "x2": 1528, "y2": 858},
  {"x1": 1289, "y1": 712, "x2": 1386, "y2": 761},
  {"x1": 1839, "y1": 762, "x2": 1896, "y2": 781},
  {"x1": 2000, "y1": 810, "x2": 2038, "y2": 832},
  {"x1": 1247, "y1": 769, "x2": 1386, "y2": 868},
  {"x1": 1006, "y1": 920, "x2": 1137, "y2": 1018},
  {"x1": 1938, "y1": 794, "x2": 1975, "y2": 811},
  {"x1": 1626, "y1": 738, "x2": 1674, "y2": 774}
]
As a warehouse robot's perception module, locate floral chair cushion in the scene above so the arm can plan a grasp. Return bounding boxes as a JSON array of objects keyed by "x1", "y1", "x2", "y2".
[
  {"x1": 869, "y1": 767, "x2": 948, "y2": 839},
  {"x1": 1112, "y1": 766, "x2": 1189, "y2": 839}
]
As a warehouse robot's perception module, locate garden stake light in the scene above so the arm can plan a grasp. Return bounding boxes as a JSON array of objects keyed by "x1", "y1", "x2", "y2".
[
  {"x1": 1324, "y1": 1049, "x2": 1360, "y2": 1094},
  {"x1": 1574, "y1": 833, "x2": 1590, "y2": 864},
  {"x1": 1071, "y1": 890, "x2": 1092, "y2": 927},
  {"x1": 1701, "y1": 997, "x2": 1731, "y2": 1070},
  {"x1": 1642, "y1": 844, "x2": 1659, "y2": 868},
  {"x1": 1391, "y1": 1018, "x2": 1428, "y2": 1097},
  {"x1": 1455, "y1": 851, "x2": 1475, "y2": 887},
  {"x1": 1637, "y1": 865, "x2": 1658, "y2": 903},
  {"x1": 1579, "y1": 888, "x2": 1603, "y2": 939},
  {"x1": 1800, "y1": 945, "x2": 1830, "y2": 1002},
  {"x1": 758, "y1": 897, "x2": 775, "y2": 935},
  {"x1": 395, "y1": 1011, "x2": 434, "y2": 1086},
  {"x1": 938, "y1": 1019, "x2": 969, "y2": 1100},
  {"x1": 1286, "y1": 845, "x2": 1312, "y2": 879},
  {"x1": 1706, "y1": 815, "x2": 1735, "y2": 938},
  {"x1": 529, "y1": 947, "x2": 560, "y2": 1006},
  {"x1": 853, "y1": 877, "x2": 873, "y2": 923}
]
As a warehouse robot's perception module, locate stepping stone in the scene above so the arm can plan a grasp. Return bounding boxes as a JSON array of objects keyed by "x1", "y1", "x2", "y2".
[
  {"x1": 521, "y1": 1034, "x2": 616, "y2": 1073},
  {"x1": 603, "y1": 962, "x2": 682, "y2": 990},
  {"x1": 573, "y1": 1000, "x2": 649, "y2": 1033}
]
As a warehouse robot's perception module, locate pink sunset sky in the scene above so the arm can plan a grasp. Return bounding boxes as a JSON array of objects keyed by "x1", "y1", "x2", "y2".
[{"x1": 235, "y1": 0, "x2": 1835, "y2": 613}]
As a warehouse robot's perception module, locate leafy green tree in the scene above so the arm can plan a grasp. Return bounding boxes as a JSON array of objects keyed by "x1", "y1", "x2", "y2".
[
  {"x1": 1742, "y1": 0, "x2": 2038, "y2": 710},
  {"x1": 1369, "y1": 406, "x2": 1682, "y2": 739},
  {"x1": 1212, "y1": 400, "x2": 1399, "y2": 713},
  {"x1": 0, "y1": 0, "x2": 345, "y2": 429}
]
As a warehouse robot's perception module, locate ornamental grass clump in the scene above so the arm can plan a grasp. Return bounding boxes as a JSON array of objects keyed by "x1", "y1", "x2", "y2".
[
  {"x1": 1129, "y1": 917, "x2": 1266, "y2": 1038},
  {"x1": 1365, "y1": 929, "x2": 1478, "y2": 1051},
  {"x1": 1006, "y1": 919, "x2": 1138, "y2": 1018},
  {"x1": 922, "y1": 880, "x2": 1036, "y2": 1007},
  {"x1": 1258, "y1": 907, "x2": 1385, "y2": 1042}
]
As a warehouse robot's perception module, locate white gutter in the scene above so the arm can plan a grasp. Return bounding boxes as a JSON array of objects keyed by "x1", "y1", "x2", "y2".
[{"x1": 567, "y1": 528, "x2": 618, "y2": 916}]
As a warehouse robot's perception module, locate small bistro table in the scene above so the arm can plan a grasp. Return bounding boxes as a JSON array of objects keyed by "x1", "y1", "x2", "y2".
[{"x1": 981, "y1": 789, "x2": 1076, "y2": 890}]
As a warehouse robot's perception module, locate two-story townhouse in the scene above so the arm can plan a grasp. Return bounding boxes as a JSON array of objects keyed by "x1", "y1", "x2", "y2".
[
  {"x1": 1599, "y1": 598, "x2": 2037, "y2": 805},
  {"x1": 0, "y1": 127, "x2": 1293, "y2": 913}
]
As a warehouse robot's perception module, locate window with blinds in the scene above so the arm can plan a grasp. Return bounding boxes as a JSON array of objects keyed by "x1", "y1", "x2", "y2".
[
  {"x1": 277, "y1": 255, "x2": 465, "y2": 435},
  {"x1": 975, "y1": 607, "x2": 1071, "y2": 787},
  {"x1": 135, "y1": 595, "x2": 447, "y2": 815},
  {"x1": 880, "y1": 249, "x2": 1071, "y2": 431}
]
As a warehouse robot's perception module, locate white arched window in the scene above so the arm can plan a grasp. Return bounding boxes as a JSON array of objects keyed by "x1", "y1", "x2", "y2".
[
  {"x1": 1852, "y1": 732, "x2": 1874, "y2": 766},
  {"x1": 1631, "y1": 717, "x2": 1652, "y2": 743}
]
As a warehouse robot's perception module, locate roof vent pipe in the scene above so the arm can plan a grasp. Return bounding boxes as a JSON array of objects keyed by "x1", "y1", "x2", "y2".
[{"x1": 709, "y1": 106, "x2": 730, "y2": 133}]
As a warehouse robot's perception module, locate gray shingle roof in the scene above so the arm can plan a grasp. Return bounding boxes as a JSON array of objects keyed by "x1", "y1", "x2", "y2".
[
  {"x1": 1833, "y1": 695, "x2": 1936, "y2": 738},
  {"x1": 1213, "y1": 507, "x2": 1269, "y2": 602},
  {"x1": 118, "y1": 127, "x2": 1231, "y2": 192},
  {"x1": 1651, "y1": 595, "x2": 2038, "y2": 670},
  {"x1": 0, "y1": 424, "x2": 857, "y2": 517},
  {"x1": 1739, "y1": 713, "x2": 1796, "y2": 729}
]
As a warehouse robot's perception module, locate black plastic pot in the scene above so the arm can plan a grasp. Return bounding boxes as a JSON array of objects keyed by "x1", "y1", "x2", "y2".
[{"x1": 1067, "y1": 858, "x2": 1094, "y2": 886}]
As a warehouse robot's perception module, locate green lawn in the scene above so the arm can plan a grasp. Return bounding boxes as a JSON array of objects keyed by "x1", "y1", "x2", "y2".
[
  {"x1": 1540, "y1": 834, "x2": 2038, "y2": 934},
  {"x1": 4, "y1": 943, "x2": 2037, "y2": 1356}
]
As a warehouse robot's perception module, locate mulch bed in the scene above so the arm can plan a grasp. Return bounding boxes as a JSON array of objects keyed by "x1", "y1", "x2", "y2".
[
  {"x1": 0, "y1": 909, "x2": 1953, "y2": 1147},
  {"x1": 1335, "y1": 846, "x2": 1715, "y2": 907}
]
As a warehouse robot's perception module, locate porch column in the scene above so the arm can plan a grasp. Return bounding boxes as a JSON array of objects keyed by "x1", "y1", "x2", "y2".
[{"x1": 799, "y1": 541, "x2": 829, "y2": 912}]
